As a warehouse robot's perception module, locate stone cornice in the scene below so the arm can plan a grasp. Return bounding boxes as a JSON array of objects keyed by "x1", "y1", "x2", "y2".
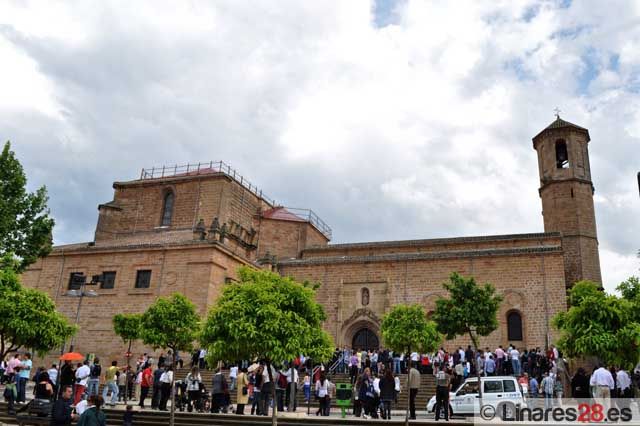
[{"x1": 279, "y1": 246, "x2": 562, "y2": 266}]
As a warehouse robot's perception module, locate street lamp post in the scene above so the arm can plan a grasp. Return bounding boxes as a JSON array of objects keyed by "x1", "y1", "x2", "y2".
[{"x1": 65, "y1": 274, "x2": 100, "y2": 352}]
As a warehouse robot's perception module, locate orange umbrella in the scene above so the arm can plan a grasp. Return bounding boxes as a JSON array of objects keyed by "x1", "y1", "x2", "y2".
[{"x1": 60, "y1": 352, "x2": 84, "y2": 361}]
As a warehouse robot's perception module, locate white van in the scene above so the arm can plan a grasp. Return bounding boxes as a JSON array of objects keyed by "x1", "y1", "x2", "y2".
[{"x1": 427, "y1": 376, "x2": 526, "y2": 419}]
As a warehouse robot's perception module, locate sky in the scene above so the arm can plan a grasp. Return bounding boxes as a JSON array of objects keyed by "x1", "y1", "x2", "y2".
[{"x1": 1, "y1": 0, "x2": 638, "y2": 293}]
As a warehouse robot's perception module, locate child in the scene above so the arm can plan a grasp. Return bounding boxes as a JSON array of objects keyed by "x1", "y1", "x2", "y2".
[
  {"x1": 123, "y1": 405, "x2": 134, "y2": 426},
  {"x1": 303, "y1": 373, "x2": 311, "y2": 402}
]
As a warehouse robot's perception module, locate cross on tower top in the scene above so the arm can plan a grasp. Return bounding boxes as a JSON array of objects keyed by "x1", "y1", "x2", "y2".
[{"x1": 554, "y1": 107, "x2": 561, "y2": 118}]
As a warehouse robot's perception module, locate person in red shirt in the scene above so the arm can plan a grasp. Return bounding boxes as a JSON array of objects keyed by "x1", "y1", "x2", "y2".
[{"x1": 138, "y1": 364, "x2": 154, "y2": 408}]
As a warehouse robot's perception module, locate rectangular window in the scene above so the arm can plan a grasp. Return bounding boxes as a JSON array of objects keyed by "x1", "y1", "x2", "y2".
[
  {"x1": 101, "y1": 271, "x2": 117, "y2": 289},
  {"x1": 503, "y1": 380, "x2": 516, "y2": 393},
  {"x1": 484, "y1": 380, "x2": 503, "y2": 394},
  {"x1": 135, "y1": 270, "x2": 152, "y2": 289},
  {"x1": 68, "y1": 272, "x2": 85, "y2": 290}
]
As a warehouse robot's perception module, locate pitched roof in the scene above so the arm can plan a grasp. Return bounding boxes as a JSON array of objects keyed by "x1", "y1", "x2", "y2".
[
  {"x1": 533, "y1": 116, "x2": 590, "y2": 142},
  {"x1": 261, "y1": 207, "x2": 307, "y2": 222}
]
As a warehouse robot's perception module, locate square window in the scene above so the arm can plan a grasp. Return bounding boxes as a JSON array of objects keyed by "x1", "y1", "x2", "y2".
[
  {"x1": 68, "y1": 272, "x2": 85, "y2": 290},
  {"x1": 101, "y1": 271, "x2": 117, "y2": 289},
  {"x1": 135, "y1": 270, "x2": 152, "y2": 289}
]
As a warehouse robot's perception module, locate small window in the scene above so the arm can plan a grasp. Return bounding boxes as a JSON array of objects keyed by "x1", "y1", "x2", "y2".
[
  {"x1": 161, "y1": 191, "x2": 174, "y2": 226},
  {"x1": 503, "y1": 380, "x2": 516, "y2": 392},
  {"x1": 507, "y1": 311, "x2": 523, "y2": 341},
  {"x1": 555, "y1": 140, "x2": 569, "y2": 169},
  {"x1": 101, "y1": 271, "x2": 117, "y2": 289},
  {"x1": 68, "y1": 272, "x2": 85, "y2": 290},
  {"x1": 458, "y1": 381, "x2": 479, "y2": 395},
  {"x1": 484, "y1": 380, "x2": 503, "y2": 393},
  {"x1": 135, "y1": 270, "x2": 152, "y2": 289}
]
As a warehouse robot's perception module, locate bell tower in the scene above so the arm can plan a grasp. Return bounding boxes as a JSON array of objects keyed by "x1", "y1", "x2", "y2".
[{"x1": 533, "y1": 116, "x2": 602, "y2": 287}]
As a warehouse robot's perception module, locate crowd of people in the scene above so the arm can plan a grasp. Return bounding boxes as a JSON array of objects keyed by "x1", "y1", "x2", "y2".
[{"x1": 3, "y1": 343, "x2": 640, "y2": 422}]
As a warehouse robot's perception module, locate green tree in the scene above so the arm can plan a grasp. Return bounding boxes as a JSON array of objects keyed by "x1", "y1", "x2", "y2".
[
  {"x1": 432, "y1": 272, "x2": 503, "y2": 399},
  {"x1": 553, "y1": 280, "x2": 640, "y2": 369},
  {"x1": 618, "y1": 276, "x2": 640, "y2": 302},
  {"x1": 0, "y1": 259, "x2": 76, "y2": 360},
  {"x1": 381, "y1": 304, "x2": 441, "y2": 426},
  {"x1": 200, "y1": 267, "x2": 334, "y2": 426},
  {"x1": 140, "y1": 294, "x2": 200, "y2": 426},
  {"x1": 113, "y1": 313, "x2": 142, "y2": 404},
  {"x1": 0, "y1": 141, "x2": 55, "y2": 272}
]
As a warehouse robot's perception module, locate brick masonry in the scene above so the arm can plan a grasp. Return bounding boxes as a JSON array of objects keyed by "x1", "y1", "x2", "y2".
[{"x1": 19, "y1": 119, "x2": 602, "y2": 365}]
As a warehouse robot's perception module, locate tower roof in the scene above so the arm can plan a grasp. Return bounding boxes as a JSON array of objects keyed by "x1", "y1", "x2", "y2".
[{"x1": 533, "y1": 116, "x2": 590, "y2": 145}]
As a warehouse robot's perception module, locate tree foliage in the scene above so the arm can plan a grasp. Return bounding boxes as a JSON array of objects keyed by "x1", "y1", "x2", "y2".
[
  {"x1": 201, "y1": 267, "x2": 334, "y2": 365},
  {"x1": 381, "y1": 304, "x2": 441, "y2": 354},
  {"x1": 553, "y1": 280, "x2": 640, "y2": 369},
  {"x1": 432, "y1": 272, "x2": 503, "y2": 348},
  {"x1": 0, "y1": 261, "x2": 76, "y2": 360},
  {"x1": 0, "y1": 141, "x2": 55, "y2": 272},
  {"x1": 113, "y1": 313, "x2": 142, "y2": 344},
  {"x1": 140, "y1": 293, "x2": 200, "y2": 354}
]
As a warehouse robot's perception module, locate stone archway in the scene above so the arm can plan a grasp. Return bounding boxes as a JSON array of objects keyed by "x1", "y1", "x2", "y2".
[
  {"x1": 352, "y1": 327, "x2": 379, "y2": 351},
  {"x1": 341, "y1": 308, "x2": 381, "y2": 350}
]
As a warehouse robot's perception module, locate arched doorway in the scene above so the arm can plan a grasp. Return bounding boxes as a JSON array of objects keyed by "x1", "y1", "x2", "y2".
[{"x1": 352, "y1": 328, "x2": 379, "y2": 351}]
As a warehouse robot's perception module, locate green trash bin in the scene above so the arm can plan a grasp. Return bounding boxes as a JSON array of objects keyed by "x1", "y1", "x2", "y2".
[{"x1": 335, "y1": 383, "x2": 352, "y2": 418}]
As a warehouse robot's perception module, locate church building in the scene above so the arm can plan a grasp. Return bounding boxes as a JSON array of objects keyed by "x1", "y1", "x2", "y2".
[{"x1": 21, "y1": 117, "x2": 602, "y2": 359}]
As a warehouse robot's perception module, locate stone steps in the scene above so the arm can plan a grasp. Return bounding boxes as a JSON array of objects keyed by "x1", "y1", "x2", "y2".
[{"x1": 0, "y1": 401, "x2": 456, "y2": 426}]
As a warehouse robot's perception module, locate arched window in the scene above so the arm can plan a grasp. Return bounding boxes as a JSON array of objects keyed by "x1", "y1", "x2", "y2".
[
  {"x1": 361, "y1": 288, "x2": 370, "y2": 306},
  {"x1": 507, "y1": 311, "x2": 523, "y2": 341},
  {"x1": 161, "y1": 191, "x2": 174, "y2": 226},
  {"x1": 555, "y1": 140, "x2": 569, "y2": 169}
]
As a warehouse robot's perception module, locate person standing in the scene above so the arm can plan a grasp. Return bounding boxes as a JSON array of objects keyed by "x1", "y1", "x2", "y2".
[
  {"x1": 590, "y1": 364, "x2": 614, "y2": 401},
  {"x1": 229, "y1": 365, "x2": 238, "y2": 390},
  {"x1": 102, "y1": 361, "x2": 119, "y2": 406},
  {"x1": 485, "y1": 356, "x2": 496, "y2": 376},
  {"x1": 17, "y1": 352, "x2": 32, "y2": 403},
  {"x1": 151, "y1": 364, "x2": 163, "y2": 409},
  {"x1": 409, "y1": 362, "x2": 421, "y2": 420},
  {"x1": 59, "y1": 361, "x2": 75, "y2": 400},
  {"x1": 139, "y1": 363, "x2": 154, "y2": 409},
  {"x1": 379, "y1": 369, "x2": 395, "y2": 420},
  {"x1": 349, "y1": 353, "x2": 359, "y2": 385},
  {"x1": 235, "y1": 367, "x2": 249, "y2": 415},
  {"x1": 511, "y1": 347, "x2": 521, "y2": 377},
  {"x1": 185, "y1": 366, "x2": 202, "y2": 412},
  {"x1": 541, "y1": 372, "x2": 555, "y2": 410},
  {"x1": 211, "y1": 367, "x2": 228, "y2": 413},
  {"x1": 48, "y1": 364, "x2": 59, "y2": 399},
  {"x1": 51, "y1": 386, "x2": 78, "y2": 426},
  {"x1": 495, "y1": 346, "x2": 505, "y2": 375},
  {"x1": 158, "y1": 366, "x2": 173, "y2": 411},
  {"x1": 74, "y1": 360, "x2": 91, "y2": 405},
  {"x1": 434, "y1": 366, "x2": 451, "y2": 421},
  {"x1": 315, "y1": 371, "x2": 330, "y2": 416},
  {"x1": 87, "y1": 358, "x2": 101, "y2": 398}
]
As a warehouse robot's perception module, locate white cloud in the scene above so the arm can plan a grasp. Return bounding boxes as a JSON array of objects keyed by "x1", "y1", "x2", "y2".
[{"x1": 0, "y1": 0, "x2": 638, "y2": 285}]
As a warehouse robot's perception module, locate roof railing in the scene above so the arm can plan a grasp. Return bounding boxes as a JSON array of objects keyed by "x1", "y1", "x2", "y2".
[
  {"x1": 139, "y1": 161, "x2": 275, "y2": 205},
  {"x1": 283, "y1": 207, "x2": 332, "y2": 240}
]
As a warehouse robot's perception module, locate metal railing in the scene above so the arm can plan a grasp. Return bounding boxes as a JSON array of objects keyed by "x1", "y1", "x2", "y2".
[
  {"x1": 282, "y1": 207, "x2": 332, "y2": 240},
  {"x1": 140, "y1": 161, "x2": 275, "y2": 205}
]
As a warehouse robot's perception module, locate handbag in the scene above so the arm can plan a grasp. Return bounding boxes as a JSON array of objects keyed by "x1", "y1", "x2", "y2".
[{"x1": 242, "y1": 386, "x2": 248, "y2": 396}]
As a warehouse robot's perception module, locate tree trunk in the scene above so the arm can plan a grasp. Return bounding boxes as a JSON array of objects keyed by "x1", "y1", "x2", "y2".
[
  {"x1": 124, "y1": 340, "x2": 132, "y2": 405},
  {"x1": 468, "y1": 331, "x2": 483, "y2": 412},
  {"x1": 170, "y1": 351, "x2": 176, "y2": 426},
  {"x1": 266, "y1": 360, "x2": 277, "y2": 426}
]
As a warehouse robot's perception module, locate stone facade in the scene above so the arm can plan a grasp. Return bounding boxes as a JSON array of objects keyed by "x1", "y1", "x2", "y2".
[{"x1": 20, "y1": 119, "x2": 602, "y2": 362}]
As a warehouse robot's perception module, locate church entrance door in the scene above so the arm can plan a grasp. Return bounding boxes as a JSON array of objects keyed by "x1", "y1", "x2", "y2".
[{"x1": 352, "y1": 328, "x2": 379, "y2": 351}]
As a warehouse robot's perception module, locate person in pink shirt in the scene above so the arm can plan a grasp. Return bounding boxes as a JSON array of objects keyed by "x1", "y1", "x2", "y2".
[
  {"x1": 495, "y1": 346, "x2": 505, "y2": 375},
  {"x1": 7, "y1": 354, "x2": 21, "y2": 378}
]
